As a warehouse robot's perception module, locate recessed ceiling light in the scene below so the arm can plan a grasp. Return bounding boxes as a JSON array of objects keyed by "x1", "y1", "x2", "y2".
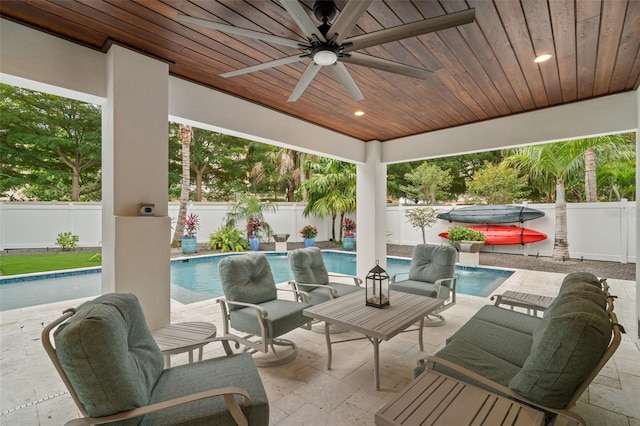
[
  {"x1": 534, "y1": 54, "x2": 552, "y2": 63},
  {"x1": 354, "y1": 111, "x2": 365, "y2": 116}
]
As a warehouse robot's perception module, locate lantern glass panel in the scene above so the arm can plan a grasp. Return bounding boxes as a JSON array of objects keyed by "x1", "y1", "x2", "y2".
[{"x1": 366, "y1": 262, "x2": 389, "y2": 308}]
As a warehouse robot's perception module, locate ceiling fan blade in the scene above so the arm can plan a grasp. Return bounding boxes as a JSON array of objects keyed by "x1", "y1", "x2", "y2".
[
  {"x1": 178, "y1": 14, "x2": 302, "y2": 48},
  {"x1": 221, "y1": 55, "x2": 306, "y2": 78},
  {"x1": 325, "y1": 0, "x2": 373, "y2": 45},
  {"x1": 328, "y1": 62, "x2": 364, "y2": 101},
  {"x1": 344, "y1": 8, "x2": 475, "y2": 52},
  {"x1": 340, "y1": 52, "x2": 431, "y2": 79},
  {"x1": 279, "y1": 0, "x2": 326, "y2": 42},
  {"x1": 288, "y1": 62, "x2": 322, "y2": 102}
]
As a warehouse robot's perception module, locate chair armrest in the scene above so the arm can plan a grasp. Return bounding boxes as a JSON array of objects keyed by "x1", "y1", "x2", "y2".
[
  {"x1": 289, "y1": 282, "x2": 337, "y2": 298},
  {"x1": 277, "y1": 287, "x2": 311, "y2": 303},
  {"x1": 433, "y1": 276, "x2": 458, "y2": 304},
  {"x1": 218, "y1": 298, "x2": 269, "y2": 318},
  {"x1": 64, "y1": 387, "x2": 251, "y2": 426},
  {"x1": 327, "y1": 273, "x2": 362, "y2": 287},
  {"x1": 390, "y1": 271, "x2": 409, "y2": 284}
]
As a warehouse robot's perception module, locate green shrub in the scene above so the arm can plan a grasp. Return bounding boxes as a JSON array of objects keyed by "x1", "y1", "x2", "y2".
[
  {"x1": 447, "y1": 225, "x2": 486, "y2": 244},
  {"x1": 55, "y1": 232, "x2": 79, "y2": 251},
  {"x1": 208, "y1": 225, "x2": 249, "y2": 252}
]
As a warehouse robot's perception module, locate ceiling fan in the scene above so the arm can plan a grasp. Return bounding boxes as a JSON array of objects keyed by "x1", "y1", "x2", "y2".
[{"x1": 179, "y1": 0, "x2": 475, "y2": 102}]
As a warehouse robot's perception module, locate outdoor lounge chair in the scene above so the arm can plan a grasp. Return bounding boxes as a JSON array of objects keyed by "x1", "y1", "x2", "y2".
[
  {"x1": 42, "y1": 292, "x2": 269, "y2": 426},
  {"x1": 218, "y1": 252, "x2": 312, "y2": 367},
  {"x1": 288, "y1": 246, "x2": 363, "y2": 305},
  {"x1": 390, "y1": 243, "x2": 458, "y2": 326}
]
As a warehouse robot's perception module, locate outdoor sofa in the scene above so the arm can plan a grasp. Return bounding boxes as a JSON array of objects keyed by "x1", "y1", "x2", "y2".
[{"x1": 413, "y1": 272, "x2": 624, "y2": 425}]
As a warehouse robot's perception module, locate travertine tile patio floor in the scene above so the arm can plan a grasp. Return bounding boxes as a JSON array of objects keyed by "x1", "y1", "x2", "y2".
[{"x1": 1, "y1": 269, "x2": 638, "y2": 425}]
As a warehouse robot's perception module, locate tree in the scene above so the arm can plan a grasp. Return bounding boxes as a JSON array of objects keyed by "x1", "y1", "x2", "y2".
[
  {"x1": 0, "y1": 83, "x2": 101, "y2": 201},
  {"x1": 252, "y1": 147, "x2": 311, "y2": 201},
  {"x1": 466, "y1": 163, "x2": 530, "y2": 204},
  {"x1": 503, "y1": 143, "x2": 586, "y2": 261},
  {"x1": 171, "y1": 124, "x2": 192, "y2": 248},
  {"x1": 432, "y1": 151, "x2": 502, "y2": 199},
  {"x1": 387, "y1": 152, "x2": 502, "y2": 203},
  {"x1": 301, "y1": 158, "x2": 356, "y2": 242},
  {"x1": 400, "y1": 163, "x2": 453, "y2": 204},
  {"x1": 569, "y1": 134, "x2": 635, "y2": 202},
  {"x1": 190, "y1": 130, "x2": 254, "y2": 201},
  {"x1": 598, "y1": 161, "x2": 636, "y2": 201},
  {"x1": 404, "y1": 207, "x2": 438, "y2": 243}
]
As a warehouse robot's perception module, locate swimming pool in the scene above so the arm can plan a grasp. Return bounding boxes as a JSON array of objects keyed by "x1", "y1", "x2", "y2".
[{"x1": 0, "y1": 251, "x2": 514, "y2": 310}]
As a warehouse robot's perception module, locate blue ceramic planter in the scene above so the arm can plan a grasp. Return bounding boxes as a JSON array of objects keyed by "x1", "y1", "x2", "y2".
[
  {"x1": 304, "y1": 238, "x2": 315, "y2": 248},
  {"x1": 181, "y1": 237, "x2": 197, "y2": 254},
  {"x1": 342, "y1": 236, "x2": 355, "y2": 251},
  {"x1": 249, "y1": 237, "x2": 260, "y2": 251}
]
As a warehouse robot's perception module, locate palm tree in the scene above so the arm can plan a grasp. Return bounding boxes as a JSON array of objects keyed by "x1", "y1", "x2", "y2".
[
  {"x1": 301, "y1": 158, "x2": 356, "y2": 243},
  {"x1": 569, "y1": 134, "x2": 634, "y2": 202},
  {"x1": 252, "y1": 148, "x2": 312, "y2": 202},
  {"x1": 503, "y1": 143, "x2": 586, "y2": 261},
  {"x1": 171, "y1": 124, "x2": 192, "y2": 248}
]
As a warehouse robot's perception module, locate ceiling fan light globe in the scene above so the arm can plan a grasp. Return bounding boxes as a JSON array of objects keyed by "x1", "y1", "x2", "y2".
[{"x1": 313, "y1": 50, "x2": 338, "y2": 66}]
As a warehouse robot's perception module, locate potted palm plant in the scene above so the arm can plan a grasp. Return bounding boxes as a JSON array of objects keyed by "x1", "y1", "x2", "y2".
[
  {"x1": 181, "y1": 213, "x2": 200, "y2": 254},
  {"x1": 300, "y1": 225, "x2": 318, "y2": 247},
  {"x1": 225, "y1": 194, "x2": 276, "y2": 251},
  {"x1": 342, "y1": 217, "x2": 356, "y2": 251}
]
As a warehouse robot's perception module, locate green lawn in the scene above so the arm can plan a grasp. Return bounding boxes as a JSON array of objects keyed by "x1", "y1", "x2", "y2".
[{"x1": 0, "y1": 252, "x2": 101, "y2": 276}]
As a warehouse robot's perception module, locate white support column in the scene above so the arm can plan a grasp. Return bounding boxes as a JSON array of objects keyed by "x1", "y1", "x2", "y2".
[
  {"x1": 636, "y1": 87, "x2": 640, "y2": 340},
  {"x1": 356, "y1": 141, "x2": 387, "y2": 279},
  {"x1": 102, "y1": 45, "x2": 170, "y2": 330}
]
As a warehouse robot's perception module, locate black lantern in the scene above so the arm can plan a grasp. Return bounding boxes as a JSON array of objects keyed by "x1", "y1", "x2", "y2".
[{"x1": 366, "y1": 261, "x2": 389, "y2": 308}]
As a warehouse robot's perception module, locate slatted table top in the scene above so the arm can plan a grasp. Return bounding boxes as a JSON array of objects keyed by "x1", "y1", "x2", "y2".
[
  {"x1": 151, "y1": 321, "x2": 217, "y2": 355},
  {"x1": 303, "y1": 291, "x2": 443, "y2": 340},
  {"x1": 375, "y1": 369, "x2": 545, "y2": 426},
  {"x1": 492, "y1": 290, "x2": 554, "y2": 314}
]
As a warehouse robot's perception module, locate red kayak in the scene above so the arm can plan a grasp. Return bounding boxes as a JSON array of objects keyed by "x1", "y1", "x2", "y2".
[{"x1": 439, "y1": 225, "x2": 547, "y2": 245}]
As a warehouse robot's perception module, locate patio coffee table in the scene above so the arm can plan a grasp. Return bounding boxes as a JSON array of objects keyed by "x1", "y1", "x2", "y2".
[
  {"x1": 375, "y1": 369, "x2": 545, "y2": 425},
  {"x1": 303, "y1": 291, "x2": 443, "y2": 390}
]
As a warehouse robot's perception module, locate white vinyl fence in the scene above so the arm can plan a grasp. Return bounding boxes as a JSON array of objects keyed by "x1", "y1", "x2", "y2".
[{"x1": 0, "y1": 201, "x2": 635, "y2": 263}]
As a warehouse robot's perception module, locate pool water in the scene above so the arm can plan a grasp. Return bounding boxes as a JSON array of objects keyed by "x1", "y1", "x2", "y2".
[{"x1": 0, "y1": 251, "x2": 513, "y2": 310}]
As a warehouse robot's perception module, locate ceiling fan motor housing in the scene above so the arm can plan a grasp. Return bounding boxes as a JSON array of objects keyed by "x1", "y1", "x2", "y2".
[{"x1": 313, "y1": 0, "x2": 337, "y2": 24}]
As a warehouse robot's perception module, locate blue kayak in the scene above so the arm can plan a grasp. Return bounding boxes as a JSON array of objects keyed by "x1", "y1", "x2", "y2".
[{"x1": 437, "y1": 205, "x2": 545, "y2": 224}]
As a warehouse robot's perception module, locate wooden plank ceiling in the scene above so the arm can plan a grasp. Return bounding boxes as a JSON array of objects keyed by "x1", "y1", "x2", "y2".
[{"x1": 1, "y1": 0, "x2": 639, "y2": 142}]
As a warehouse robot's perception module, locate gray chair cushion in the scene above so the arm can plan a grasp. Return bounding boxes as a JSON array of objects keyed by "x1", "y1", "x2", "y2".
[
  {"x1": 230, "y1": 299, "x2": 311, "y2": 337},
  {"x1": 560, "y1": 271, "x2": 602, "y2": 292},
  {"x1": 306, "y1": 282, "x2": 362, "y2": 305},
  {"x1": 141, "y1": 353, "x2": 269, "y2": 426},
  {"x1": 54, "y1": 293, "x2": 164, "y2": 421},
  {"x1": 434, "y1": 339, "x2": 521, "y2": 389},
  {"x1": 408, "y1": 244, "x2": 456, "y2": 284},
  {"x1": 288, "y1": 247, "x2": 329, "y2": 293},
  {"x1": 446, "y1": 318, "x2": 533, "y2": 367},
  {"x1": 471, "y1": 305, "x2": 542, "y2": 336},
  {"x1": 219, "y1": 253, "x2": 278, "y2": 311},
  {"x1": 509, "y1": 283, "x2": 612, "y2": 408}
]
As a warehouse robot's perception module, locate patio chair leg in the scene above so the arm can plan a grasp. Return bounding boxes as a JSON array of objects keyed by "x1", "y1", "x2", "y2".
[
  {"x1": 251, "y1": 338, "x2": 299, "y2": 368},
  {"x1": 423, "y1": 314, "x2": 446, "y2": 327}
]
